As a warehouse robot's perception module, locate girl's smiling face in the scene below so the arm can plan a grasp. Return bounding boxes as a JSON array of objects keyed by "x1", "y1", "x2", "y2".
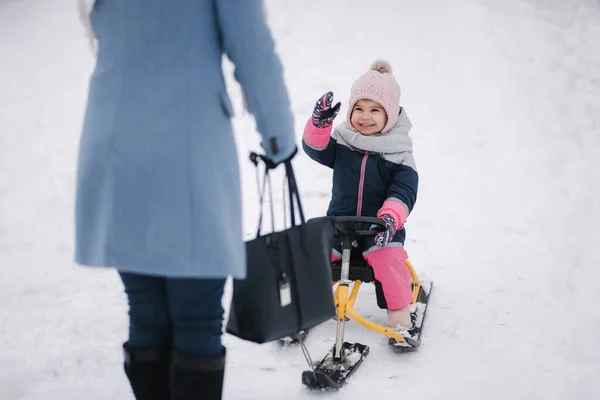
[{"x1": 350, "y1": 99, "x2": 387, "y2": 136}]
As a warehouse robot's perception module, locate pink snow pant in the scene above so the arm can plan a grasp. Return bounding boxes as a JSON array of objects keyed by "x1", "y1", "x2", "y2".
[{"x1": 331, "y1": 246, "x2": 413, "y2": 310}]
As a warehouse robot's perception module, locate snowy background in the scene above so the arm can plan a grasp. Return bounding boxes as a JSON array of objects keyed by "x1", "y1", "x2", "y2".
[{"x1": 1, "y1": 0, "x2": 600, "y2": 399}]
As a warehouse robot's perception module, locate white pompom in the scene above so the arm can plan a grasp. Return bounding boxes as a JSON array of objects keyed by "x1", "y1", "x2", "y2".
[{"x1": 371, "y1": 60, "x2": 392, "y2": 74}]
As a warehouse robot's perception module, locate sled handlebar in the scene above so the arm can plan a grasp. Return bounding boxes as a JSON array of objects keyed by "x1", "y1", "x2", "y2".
[{"x1": 328, "y1": 216, "x2": 386, "y2": 237}]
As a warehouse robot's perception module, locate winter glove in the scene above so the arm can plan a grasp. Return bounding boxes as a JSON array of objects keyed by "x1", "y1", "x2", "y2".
[
  {"x1": 374, "y1": 214, "x2": 397, "y2": 247},
  {"x1": 312, "y1": 91, "x2": 341, "y2": 128}
]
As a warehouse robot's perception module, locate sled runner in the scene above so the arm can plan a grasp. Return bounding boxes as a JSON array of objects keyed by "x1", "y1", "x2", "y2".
[{"x1": 301, "y1": 216, "x2": 433, "y2": 390}]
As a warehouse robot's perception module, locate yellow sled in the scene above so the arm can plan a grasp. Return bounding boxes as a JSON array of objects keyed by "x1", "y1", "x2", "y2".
[{"x1": 301, "y1": 216, "x2": 433, "y2": 390}]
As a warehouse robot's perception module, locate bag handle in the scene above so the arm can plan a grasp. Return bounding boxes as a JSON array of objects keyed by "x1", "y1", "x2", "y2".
[
  {"x1": 284, "y1": 160, "x2": 305, "y2": 226},
  {"x1": 250, "y1": 154, "x2": 276, "y2": 237},
  {"x1": 250, "y1": 153, "x2": 305, "y2": 234}
]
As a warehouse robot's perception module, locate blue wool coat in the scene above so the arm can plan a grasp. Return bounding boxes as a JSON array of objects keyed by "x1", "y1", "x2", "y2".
[{"x1": 75, "y1": 0, "x2": 296, "y2": 278}]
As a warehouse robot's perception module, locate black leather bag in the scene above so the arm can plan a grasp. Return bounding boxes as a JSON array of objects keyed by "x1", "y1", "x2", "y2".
[{"x1": 226, "y1": 157, "x2": 335, "y2": 344}]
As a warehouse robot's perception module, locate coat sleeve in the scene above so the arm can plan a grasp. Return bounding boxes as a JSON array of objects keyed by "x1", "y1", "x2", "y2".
[
  {"x1": 301, "y1": 118, "x2": 337, "y2": 168},
  {"x1": 215, "y1": 0, "x2": 296, "y2": 163},
  {"x1": 377, "y1": 164, "x2": 418, "y2": 227}
]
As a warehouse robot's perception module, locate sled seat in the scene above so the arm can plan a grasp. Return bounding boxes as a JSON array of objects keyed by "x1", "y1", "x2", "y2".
[
  {"x1": 330, "y1": 259, "x2": 375, "y2": 283},
  {"x1": 309, "y1": 216, "x2": 382, "y2": 284}
]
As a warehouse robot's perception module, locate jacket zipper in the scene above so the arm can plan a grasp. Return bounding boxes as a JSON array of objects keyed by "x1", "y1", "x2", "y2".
[{"x1": 356, "y1": 151, "x2": 369, "y2": 216}]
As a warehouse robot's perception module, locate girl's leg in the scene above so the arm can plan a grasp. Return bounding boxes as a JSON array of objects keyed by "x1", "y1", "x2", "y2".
[
  {"x1": 331, "y1": 249, "x2": 342, "y2": 263},
  {"x1": 330, "y1": 238, "x2": 342, "y2": 284},
  {"x1": 331, "y1": 232, "x2": 343, "y2": 262},
  {"x1": 363, "y1": 246, "x2": 413, "y2": 327}
]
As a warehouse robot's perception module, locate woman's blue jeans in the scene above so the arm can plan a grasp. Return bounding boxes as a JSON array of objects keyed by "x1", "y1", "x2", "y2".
[{"x1": 119, "y1": 272, "x2": 226, "y2": 357}]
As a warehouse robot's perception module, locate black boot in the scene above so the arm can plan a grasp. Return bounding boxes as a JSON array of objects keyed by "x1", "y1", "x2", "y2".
[
  {"x1": 171, "y1": 349, "x2": 226, "y2": 400},
  {"x1": 123, "y1": 343, "x2": 171, "y2": 400}
]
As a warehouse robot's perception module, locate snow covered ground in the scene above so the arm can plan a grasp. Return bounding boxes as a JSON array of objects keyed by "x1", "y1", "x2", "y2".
[{"x1": 1, "y1": 0, "x2": 600, "y2": 399}]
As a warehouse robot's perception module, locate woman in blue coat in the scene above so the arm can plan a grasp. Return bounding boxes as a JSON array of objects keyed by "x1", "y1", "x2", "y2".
[{"x1": 75, "y1": 1, "x2": 296, "y2": 398}]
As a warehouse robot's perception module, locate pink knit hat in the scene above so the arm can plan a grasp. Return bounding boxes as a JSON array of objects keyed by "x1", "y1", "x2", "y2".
[{"x1": 346, "y1": 60, "x2": 401, "y2": 133}]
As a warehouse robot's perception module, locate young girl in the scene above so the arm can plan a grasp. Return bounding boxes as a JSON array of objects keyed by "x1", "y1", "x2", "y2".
[{"x1": 302, "y1": 60, "x2": 418, "y2": 335}]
